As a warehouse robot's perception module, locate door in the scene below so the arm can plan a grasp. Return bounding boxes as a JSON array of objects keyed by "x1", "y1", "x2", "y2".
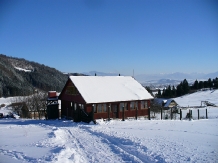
[
  {"x1": 112, "y1": 104, "x2": 118, "y2": 118},
  {"x1": 73, "y1": 103, "x2": 81, "y2": 122}
]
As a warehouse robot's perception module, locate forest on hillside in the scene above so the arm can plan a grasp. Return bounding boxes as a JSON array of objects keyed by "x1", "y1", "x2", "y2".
[
  {"x1": 149, "y1": 77, "x2": 218, "y2": 98},
  {"x1": 0, "y1": 54, "x2": 68, "y2": 97}
]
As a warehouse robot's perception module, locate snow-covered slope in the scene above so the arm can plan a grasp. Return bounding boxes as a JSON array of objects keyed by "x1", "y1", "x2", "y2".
[
  {"x1": 0, "y1": 90, "x2": 218, "y2": 163},
  {"x1": 174, "y1": 89, "x2": 218, "y2": 107},
  {"x1": 0, "y1": 118, "x2": 217, "y2": 163}
]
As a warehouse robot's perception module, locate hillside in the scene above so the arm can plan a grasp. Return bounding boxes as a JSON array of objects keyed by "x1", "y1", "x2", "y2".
[
  {"x1": 174, "y1": 89, "x2": 218, "y2": 107},
  {"x1": 0, "y1": 54, "x2": 68, "y2": 97}
]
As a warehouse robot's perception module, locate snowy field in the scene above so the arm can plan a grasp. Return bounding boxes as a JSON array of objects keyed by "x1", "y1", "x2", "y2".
[{"x1": 0, "y1": 90, "x2": 218, "y2": 163}]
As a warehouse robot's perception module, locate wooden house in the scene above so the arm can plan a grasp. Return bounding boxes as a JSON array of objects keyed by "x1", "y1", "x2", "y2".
[{"x1": 59, "y1": 76, "x2": 153, "y2": 122}]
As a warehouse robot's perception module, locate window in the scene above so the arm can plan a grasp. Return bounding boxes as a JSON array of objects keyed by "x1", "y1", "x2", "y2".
[
  {"x1": 65, "y1": 86, "x2": 79, "y2": 95},
  {"x1": 97, "y1": 104, "x2": 107, "y2": 113},
  {"x1": 141, "y1": 101, "x2": 148, "y2": 109},
  {"x1": 80, "y1": 104, "x2": 84, "y2": 109},
  {"x1": 103, "y1": 104, "x2": 107, "y2": 112},
  {"x1": 130, "y1": 101, "x2": 138, "y2": 110},
  {"x1": 93, "y1": 104, "x2": 97, "y2": 113},
  {"x1": 97, "y1": 104, "x2": 102, "y2": 113},
  {"x1": 120, "y1": 103, "x2": 127, "y2": 111}
]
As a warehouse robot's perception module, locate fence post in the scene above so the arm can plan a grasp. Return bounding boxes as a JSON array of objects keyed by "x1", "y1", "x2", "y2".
[
  {"x1": 206, "y1": 108, "x2": 208, "y2": 119},
  {"x1": 189, "y1": 109, "x2": 191, "y2": 121},
  {"x1": 171, "y1": 108, "x2": 173, "y2": 120},
  {"x1": 148, "y1": 107, "x2": 150, "y2": 120},
  {"x1": 108, "y1": 105, "x2": 110, "y2": 121},
  {"x1": 198, "y1": 109, "x2": 199, "y2": 120},
  {"x1": 161, "y1": 107, "x2": 163, "y2": 120},
  {"x1": 180, "y1": 109, "x2": 182, "y2": 120},
  {"x1": 136, "y1": 107, "x2": 138, "y2": 120},
  {"x1": 122, "y1": 106, "x2": 125, "y2": 121},
  {"x1": 92, "y1": 104, "x2": 95, "y2": 123}
]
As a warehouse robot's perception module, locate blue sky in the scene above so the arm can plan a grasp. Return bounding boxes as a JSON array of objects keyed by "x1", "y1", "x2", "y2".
[{"x1": 1, "y1": 0, "x2": 218, "y2": 75}]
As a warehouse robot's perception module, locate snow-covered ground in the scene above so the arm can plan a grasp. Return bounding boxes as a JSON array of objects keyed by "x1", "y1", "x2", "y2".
[
  {"x1": 174, "y1": 89, "x2": 218, "y2": 107},
  {"x1": 0, "y1": 90, "x2": 218, "y2": 163}
]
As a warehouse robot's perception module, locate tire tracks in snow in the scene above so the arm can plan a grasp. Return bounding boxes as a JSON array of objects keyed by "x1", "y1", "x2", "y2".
[
  {"x1": 50, "y1": 125, "x2": 123, "y2": 163},
  {"x1": 78, "y1": 124, "x2": 166, "y2": 163}
]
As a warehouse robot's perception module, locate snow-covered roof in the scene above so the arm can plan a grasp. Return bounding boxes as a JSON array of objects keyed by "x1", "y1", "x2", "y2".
[
  {"x1": 163, "y1": 99, "x2": 177, "y2": 107},
  {"x1": 69, "y1": 76, "x2": 153, "y2": 104},
  {"x1": 154, "y1": 98, "x2": 178, "y2": 108}
]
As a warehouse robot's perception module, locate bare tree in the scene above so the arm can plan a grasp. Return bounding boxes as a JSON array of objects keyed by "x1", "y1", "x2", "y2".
[
  {"x1": 10, "y1": 96, "x2": 26, "y2": 117},
  {"x1": 24, "y1": 91, "x2": 47, "y2": 119},
  {"x1": 150, "y1": 99, "x2": 163, "y2": 118}
]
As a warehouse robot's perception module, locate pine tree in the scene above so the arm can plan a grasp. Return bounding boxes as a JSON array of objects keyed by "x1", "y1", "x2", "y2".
[
  {"x1": 182, "y1": 79, "x2": 189, "y2": 94},
  {"x1": 167, "y1": 85, "x2": 172, "y2": 98},
  {"x1": 199, "y1": 81, "x2": 204, "y2": 89},
  {"x1": 193, "y1": 80, "x2": 198, "y2": 90},
  {"x1": 203, "y1": 81, "x2": 208, "y2": 88},
  {"x1": 208, "y1": 78, "x2": 212, "y2": 90},
  {"x1": 157, "y1": 89, "x2": 162, "y2": 98},
  {"x1": 172, "y1": 85, "x2": 176, "y2": 97},
  {"x1": 213, "y1": 78, "x2": 218, "y2": 89},
  {"x1": 176, "y1": 83, "x2": 183, "y2": 97},
  {"x1": 162, "y1": 89, "x2": 166, "y2": 98}
]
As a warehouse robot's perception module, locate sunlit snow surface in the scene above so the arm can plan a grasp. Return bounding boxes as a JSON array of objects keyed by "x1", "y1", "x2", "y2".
[
  {"x1": 0, "y1": 90, "x2": 218, "y2": 163},
  {"x1": 69, "y1": 76, "x2": 153, "y2": 103}
]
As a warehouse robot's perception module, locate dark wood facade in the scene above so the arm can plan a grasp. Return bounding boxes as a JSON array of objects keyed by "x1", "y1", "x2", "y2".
[{"x1": 59, "y1": 78, "x2": 151, "y2": 122}]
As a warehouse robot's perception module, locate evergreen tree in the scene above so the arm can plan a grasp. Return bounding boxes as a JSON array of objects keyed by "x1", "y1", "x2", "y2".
[
  {"x1": 193, "y1": 80, "x2": 198, "y2": 90},
  {"x1": 203, "y1": 81, "x2": 208, "y2": 88},
  {"x1": 162, "y1": 88, "x2": 166, "y2": 98},
  {"x1": 166, "y1": 85, "x2": 172, "y2": 98},
  {"x1": 213, "y1": 78, "x2": 218, "y2": 89},
  {"x1": 172, "y1": 85, "x2": 176, "y2": 97},
  {"x1": 157, "y1": 89, "x2": 162, "y2": 98},
  {"x1": 199, "y1": 81, "x2": 204, "y2": 89},
  {"x1": 176, "y1": 83, "x2": 183, "y2": 96},
  {"x1": 182, "y1": 79, "x2": 189, "y2": 94},
  {"x1": 208, "y1": 78, "x2": 212, "y2": 90}
]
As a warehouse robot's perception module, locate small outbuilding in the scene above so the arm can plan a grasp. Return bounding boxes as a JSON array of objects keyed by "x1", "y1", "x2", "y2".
[
  {"x1": 154, "y1": 98, "x2": 178, "y2": 110},
  {"x1": 59, "y1": 76, "x2": 153, "y2": 122},
  {"x1": 46, "y1": 91, "x2": 59, "y2": 119},
  {"x1": 162, "y1": 99, "x2": 178, "y2": 110}
]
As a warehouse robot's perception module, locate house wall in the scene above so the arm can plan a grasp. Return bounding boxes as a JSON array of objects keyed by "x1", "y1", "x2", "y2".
[
  {"x1": 92, "y1": 100, "x2": 150, "y2": 120},
  {"x1": 59, "y1": 80, "x2": 86, "y2": 119},
  {"x1": 168, "y1": 101, "x2": 177, "y2": 108}
]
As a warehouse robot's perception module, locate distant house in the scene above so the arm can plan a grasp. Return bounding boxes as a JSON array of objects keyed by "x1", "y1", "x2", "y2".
[
  {"x1": 154, "y1": 98, "x2": 178, "y2": 110},
  {"x1": 162, "y1": 99, "x2": 178, "y2": 110},
  {"x1": 58, "y1": 76, "x2": 153, "y2": 122}
]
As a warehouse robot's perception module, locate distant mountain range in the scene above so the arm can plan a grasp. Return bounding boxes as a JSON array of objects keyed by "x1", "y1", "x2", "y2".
[
  {"x1": 135, "y1": 72, "x2": 218, "y2": 83},
  {"x1": 84, "y1": 71, "x2": 119, "y2": 76},
  {"x1": 84, "y1": 71, "x2": 218, "y2": 87}
]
